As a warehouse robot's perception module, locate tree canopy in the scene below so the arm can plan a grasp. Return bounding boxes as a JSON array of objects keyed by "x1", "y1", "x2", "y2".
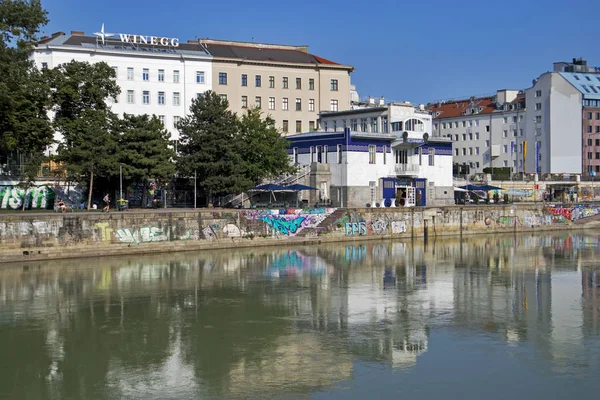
[{"x1": 0, "y1": 0, "x2": 52, "y2": 178}]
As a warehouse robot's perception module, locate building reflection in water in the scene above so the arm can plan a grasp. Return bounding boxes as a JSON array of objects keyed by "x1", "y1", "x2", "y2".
[{"x1": 1, "y1": 232, "x2": 600, "y2": 398}]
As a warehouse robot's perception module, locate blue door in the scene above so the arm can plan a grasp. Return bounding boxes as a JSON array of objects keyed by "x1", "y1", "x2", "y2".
[{"x1": 414, "y1": 178, "x2": 427, "y2": 206}]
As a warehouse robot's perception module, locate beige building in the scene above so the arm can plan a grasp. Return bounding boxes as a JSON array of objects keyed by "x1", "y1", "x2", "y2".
[{"x1": 199, "y1": 39, "x2": 354, "y2": 135}]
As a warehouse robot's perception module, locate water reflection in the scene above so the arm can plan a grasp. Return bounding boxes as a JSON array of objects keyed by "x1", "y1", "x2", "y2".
[{"x1": 1, "y1": 232, "x2": 600, "y2": 398}]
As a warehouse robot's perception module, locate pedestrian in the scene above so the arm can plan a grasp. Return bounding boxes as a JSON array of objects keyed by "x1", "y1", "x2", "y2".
[{"x1": 102, "y1": 194, "x2": 110, "y2": 212}]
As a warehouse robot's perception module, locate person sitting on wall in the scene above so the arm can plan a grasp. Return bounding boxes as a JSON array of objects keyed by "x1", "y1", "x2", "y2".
[{"x1": 57, "y1": 199, "x2": 66, "y2": 213}]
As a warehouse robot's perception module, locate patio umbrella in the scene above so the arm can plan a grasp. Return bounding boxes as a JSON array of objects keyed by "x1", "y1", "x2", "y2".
[
  {"x1": 459, "y1": 184, "x2": 505, "y2": 191},
  {"x1": 249, "y1": 183, "x2": 292, "y2": 202},
  {"x1": 286, "y1": 184, "x2": 318, "y2": 191}
]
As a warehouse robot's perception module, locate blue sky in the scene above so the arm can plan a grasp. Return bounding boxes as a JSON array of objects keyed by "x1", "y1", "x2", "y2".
[{"x1": 41, "y1": 0, "x2": 600, "y2": 104}]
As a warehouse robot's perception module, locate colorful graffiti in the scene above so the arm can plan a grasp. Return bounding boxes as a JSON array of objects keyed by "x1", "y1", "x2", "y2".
[
  {"x1": 0, "y1": 185, "x2": 54, "y2": 209},
  {"x1": 345, "y1": 222, "x2": 367, "y2": 236},
  {"x1": 546, "y1": 204, "x2": 600, "y2": 222},
  {"x1": 259, "y1": 215, "x2": 306, "y2": 235},
  {"x1": 242, "y1": 208, "x2": 336, "y2": 236},
  {"x1": 115, "y1": 227, "x2": 169, "y2": 244},
  {"x1": 391, "y1": 220, "x2": 407, "y2": 234}
]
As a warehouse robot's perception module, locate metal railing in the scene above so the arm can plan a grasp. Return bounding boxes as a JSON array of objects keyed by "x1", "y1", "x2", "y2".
[{"x1": 395, "y1": 164, "x2": 420, "y2": 175}]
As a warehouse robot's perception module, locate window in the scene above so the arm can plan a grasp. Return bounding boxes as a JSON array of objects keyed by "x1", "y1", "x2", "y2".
[
  {"x1": 513, "y1": 130, "x2": 517, "y2": 137},
  {"x1": 588, "y1": 112, "x2": 593, "y2": 119},
  {"x1": 296, "y1": 78, "x2": 301, "y2": 89},
  {"x1": 309, "y1": 121, "x2": 315, "y2": 132},
  {"x1": 158, "y1": 69, "x2": 164, "y2": 82},
  {"x1": 351, "y1": 119, "x2": 358, "y2": 131},
  {"x1": 283, "y1": 77, "x2": 288, "y2": 89},
  {"x1": 502, "y1": 130, "x2": 507, "y2": 138},
  {"x1": 173, "y1": 70, "x2": 179, "y2": 83},
  {"x1": 309, "y1": 99, "x2": 315, "y2": 112},
  {"x1": 218, "y1": 72, "x2": 227, "y2": 85},
  {"x1": 269, "y1": 76, "x2": 275, "y2": 88},
  {"x1": 296, "y1": 120, "x2": 302, "y2": 133},
  {"x1": 588, "y1": 125, "x2": 593, "y2": 133},
  {"x1": 596, "y1": 139, "x2": 600, "y2": 146},
  {"x1": 323, "y1": 122, "x2": 328, "y2": 131},
  {"x1": 282, "y1": 120, "x2": 289, "y2": 133},
  {"x1": 219, "y1": 94, "x2": 227, "y2": 101},
  {"x1": 454, "y1": 122, "x2": 459, "y2": 128},
  {"x1": 462, "y1": 134, "x2": 466, "y2": 141},
  {"x1": 268, "y1": 97, "x2": 275, "y2": 110},
  {"x1": 503, "y1": 144, "x2": 508, "y2": 153},
  {"x1": 127, "y1": 67, "x2": 134, "y2": 80},
  {"x1": 503, "y1": 160, "x2": 508, "y2": 167},
  {"x1": 535, "y1": 115, "x2": 542, "y2": 123},
  {"x1": 502, "y1": 117, "x2": 507, "y2": 124},
  {"x1": 596, "y1": 153, "x2": 600, "y2": 159},
  {"x1": 255, "y1": 75, "x2": 261, "y2": 87},
  {"x1": 462, "y1": 121, "x2": 466, "y2": 127},
  {"x1": 485, "y1": 140, "x2": 490, "y2": 147},
  {"x1": 41, "y1": 62, "x2": 48, "y2": 69},
  {"x1": 337, "y1": 144, "x2": 342, "y2": 163},
  {"x1": 371, "y1": 118, "x2": 378, "y2": 133},
  {"x1": 309, "y1": 78, "x2": 314, "y2": 90},
  {"x1": 241, "y1": 74, "x2": 247, "y2": 86},
  {"x1": 455, "y1": 148, "x2": 459, "y2": 156},
  {"x1": 512, "y1": 116, "x2": 517, "y2": 123},
  {"x1": 158, "y1": 115, "x2": 165, "y2": 126},
  {"x1": 475, "y1": 132, "x2": 479, "y2": 140},
  {"x1": 330, "y1": 79, "x2": 338, "y2": 91},
  {"x1": 588, "y1": 152, "x2": 593, "y2": 160},
  {"x1": 469, "y1": 147, "x2": 473, "y2": 155},
  {"x1": 142, "y1": 91, "x2": 150, "y2": 104},
  {"x1": 330, "y1": 99, "x2": 338, "y2": 111},
  {"x1": 241, "y1": 96, "x2": 248, "y2": 108},
  {"x1": 597, "y1": 126, "x2": 600, "y2": 133},
  {"x1": 361, "y1": 118, "x2": 368, "y2": 132},
  {"x1": 173, "y1": 92, "x2": 180, "y2": 106},
  {"x1": 455, "y1": 134, "x2": 458, "y2": 141},
  {"x1": 255, "y1": 96, "x2": 261, "y2": 108},
  {"x1": 536, "y1": 90, "x2": 542, "y2": 98},
  {"x1": 462, "y1": 148, "x2": 466, "y2": 155},
  {"x1": 428, "y1": 148, "x2": 435, "y2": 166},
  {"x1": 173, "y1": 116, "x2": 181, "y2": 128},
  {"x1": 475, "y1": 147, "x2": 480, "y2": 155},
  {"x1": 282, "y1": 98, "x2": 289, "y2": 110},
  {"x1": 127, "y1": 90, "x2": 134, "y2": 104},
  {"x1": 158, "y1": 91, "x2": 165, "y2": 105},
  {"x1": 143, "y1": 68, "x2": 149, "y2": 81},
  {"x1": 519, "y1": 129, "x2": 523, "y2": 136},
  {"x1": 368, "y1": 145, "x2": 376, "y2": 164},
  {"x1": 382, "y1": 116, "x2": 388, "y2": 133},
  {"x1": 536, "y1": 103, "x2": 542, "y2": 111},
  {"x1": 295, "y1": 98, "x2": 301, "y2": 111},
  {"x1": 589, "y1": 139, "x2": 593, "y2": 146},
  {"x1": 442, "y1": 123, "x2": 447, "y2": 129},
  {"x1": 486, "y1": 125, "x2": 490, "y2": 132},
  {"x1": 469, "y1": 133, "x2": 473, "y2": 140}
]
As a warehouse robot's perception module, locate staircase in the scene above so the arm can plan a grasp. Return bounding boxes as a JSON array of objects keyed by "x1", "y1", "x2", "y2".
[
  {"x1": 225, "y1": 165, "x2": 312, "y2": 208},
  {"x1": 296, "y1": 208, "x2": 347, "y2": 237}
]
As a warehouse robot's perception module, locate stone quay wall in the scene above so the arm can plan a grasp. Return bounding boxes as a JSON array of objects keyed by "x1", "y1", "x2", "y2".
[{"x1": 1, "y1": 203, "x2": 600, "y2": 264}]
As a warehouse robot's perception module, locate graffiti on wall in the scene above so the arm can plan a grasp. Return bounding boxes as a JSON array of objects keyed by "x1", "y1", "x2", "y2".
[
  {"x1": 345, "y1": 222, "x2": 367, "y2": 236},
  {"x1": 0, "y1": 185, "x2": 54, "y2": 210},
  {"x1": 546, "y1": 204, "x2": 600, "y2": 222},
  {"x1": 115, "y1": 227, "x2": 169, "y2": 244},
  {"x1": 241, "y1": 208, "x2": 336, "y2": 236}
]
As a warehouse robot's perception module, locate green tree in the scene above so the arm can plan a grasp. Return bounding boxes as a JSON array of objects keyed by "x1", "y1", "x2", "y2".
[
  {"x1": 0, "y1": 0, "x2": 52, "y2": 179},
  {"x1": 238, "y1": 108, "x2": 295, "y2": 183},
  {"x1": 117, "y1": 114, "x2": 176, "y2": 205},
  {"x1": 49, "y1": 61, "x2": 120, "y2": 209},
  {"x1": 177, "y1": 91, "x2": 250, "y2": 203}
]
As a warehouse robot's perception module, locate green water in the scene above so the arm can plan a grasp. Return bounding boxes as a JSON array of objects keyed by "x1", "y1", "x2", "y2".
[{"x1": 1, "y1": 233, "x2": 599, "y2": 399}]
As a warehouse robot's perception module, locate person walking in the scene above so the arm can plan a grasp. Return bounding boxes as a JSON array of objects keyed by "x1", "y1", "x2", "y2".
[{"x1": 102, "y1": 194, "x2": 110, "y2": 212}]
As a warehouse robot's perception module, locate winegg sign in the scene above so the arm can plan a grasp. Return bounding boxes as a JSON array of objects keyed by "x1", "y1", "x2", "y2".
[{"x1": 94, "y1": 23, "x2": 180, "y2": 47}]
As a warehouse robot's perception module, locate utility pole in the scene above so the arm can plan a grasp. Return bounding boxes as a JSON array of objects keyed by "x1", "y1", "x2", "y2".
[{"x1": 194, "y1": 170, "x2": 197, "y2": 209}]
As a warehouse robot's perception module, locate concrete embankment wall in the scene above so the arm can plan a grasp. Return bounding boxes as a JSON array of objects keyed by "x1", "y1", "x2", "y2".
[{"x1": 1, "y1": 203, "x2": 599, "y2": 263}]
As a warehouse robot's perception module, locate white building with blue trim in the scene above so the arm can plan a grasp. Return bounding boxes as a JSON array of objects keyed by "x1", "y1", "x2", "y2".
[{"x1": 286, "y1": 102, "x2": 453, "y2": 208}]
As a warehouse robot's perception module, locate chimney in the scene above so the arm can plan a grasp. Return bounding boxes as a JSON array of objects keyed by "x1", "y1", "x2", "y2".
[
  {"x1": 368, "y1": 97, "x2": 375, "y2": 105},
  {"x1": 71, "y1": 30, "x2": 84, "y2": 36},
  {"x1": 379, "y1": 97, "x2": 385, "y2": 106}
]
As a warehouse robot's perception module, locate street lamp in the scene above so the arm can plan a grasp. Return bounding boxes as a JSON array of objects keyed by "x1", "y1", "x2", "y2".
[{"x1": 119, "y1": 163, "x2": 123, "y2": 201}]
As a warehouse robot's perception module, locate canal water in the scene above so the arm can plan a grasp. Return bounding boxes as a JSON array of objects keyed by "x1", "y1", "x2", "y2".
[{"x1": 1, "y1": 232, "x2": 600, "y2": 399}]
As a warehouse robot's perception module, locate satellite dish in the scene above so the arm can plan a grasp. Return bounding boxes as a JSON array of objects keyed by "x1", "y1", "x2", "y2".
[
  {"x1": 402, "y1": 131, "x2": 408, "y2": 140},
  {"x1": 423, "y1": 132, "x2": 429, "y2": 142}
]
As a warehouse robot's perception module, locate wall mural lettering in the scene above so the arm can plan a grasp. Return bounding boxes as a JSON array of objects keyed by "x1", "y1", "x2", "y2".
[
  {"x1": 345, "y1": 222, "x2": 367, "y2": 236},
  {"x1": 0, "y1": 185, "x2": 54, "y2": 210},
  {"x1": 546, "y1": 204, "x2": 600, "y2": 222},
  {"x1": 259, "y1": 215, "x2": 306, "y2": 235}
]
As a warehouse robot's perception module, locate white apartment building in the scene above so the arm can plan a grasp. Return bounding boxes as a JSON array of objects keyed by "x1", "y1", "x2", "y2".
[
  {"x1": 429, "y1": 90, "x2": 526, "y2": 176},
  {"x1": 31, "y1": 26, "x2": 213, "y2": 142}
]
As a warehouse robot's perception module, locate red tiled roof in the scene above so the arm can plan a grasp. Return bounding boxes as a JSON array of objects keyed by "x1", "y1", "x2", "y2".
[
  {"x1": 312, "y1": 55, "x2": 339, "y2": 65},
  {"x1": 427, "y1": 97, "x2": 496, "y2": 119}
]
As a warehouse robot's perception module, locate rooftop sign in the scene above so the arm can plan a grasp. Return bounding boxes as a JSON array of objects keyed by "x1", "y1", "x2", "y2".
[{"x1": 93, "y1": 23, "x2": 179, "y2": 48}]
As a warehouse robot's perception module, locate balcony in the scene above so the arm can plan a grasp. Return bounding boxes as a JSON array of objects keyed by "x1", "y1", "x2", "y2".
[{"x1": 395, "y1": 164, "x2": 420, "y2": 175}]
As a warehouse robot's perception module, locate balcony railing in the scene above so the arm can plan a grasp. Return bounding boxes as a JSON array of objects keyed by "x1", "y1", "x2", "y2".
[{"x1": 395, "y1": 164, "x2": 420, "y2": 175}]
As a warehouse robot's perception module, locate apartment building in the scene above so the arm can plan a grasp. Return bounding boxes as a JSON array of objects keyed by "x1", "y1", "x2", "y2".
[
  {"x1": 200, "y1": 39, "x2": 354, "y2": 135},
  {"x1": 428, "y1": 90, "x2": 526, "y2": 175},
  {"x1": 32, "y1": 27, "x2": 213, "y2": 142}
]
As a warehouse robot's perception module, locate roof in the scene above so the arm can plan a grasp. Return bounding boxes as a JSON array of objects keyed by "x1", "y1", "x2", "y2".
[
  {"x1": 38, "y1": 33, "x2": 210, "y2": 57},
  {"x1": 559, "y1": 72, "x2": 600, "y2": 100},
  {"x1": 427, "y1": 97, "x2": 496, "y2": 119},
  {"x1": 203, "y1": 42, "x2": 350, "y2": 68}
]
